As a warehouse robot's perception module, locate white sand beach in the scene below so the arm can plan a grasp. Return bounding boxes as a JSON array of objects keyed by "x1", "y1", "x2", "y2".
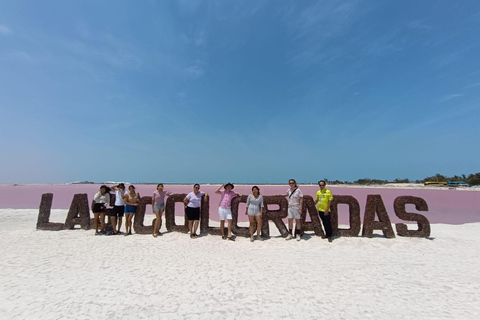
[{"x1": 1, "y1": 209, "x2": 479, "y2": 319}]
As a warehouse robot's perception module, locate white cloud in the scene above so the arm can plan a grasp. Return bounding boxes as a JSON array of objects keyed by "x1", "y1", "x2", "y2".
[
  {"x1": 439, "y1": 93, "x2": 464, "y2": 102},
  {"x1": 406, "y1": 20, "x2": 433, "y2": 31},
  {"x1": 0, "y1": 24, "x2": 12, "y2": 35},
  {"x1": 184, "y1": 60, "x2": 205, "y2": 78},
  {"x1": 279, "y1": 0, "x2": 366, "y2": 70},
  {"x1": 467, "y1": 82, "x2": 480, "y2": 88},
  {"x1": 4, "y1": 50, "x2": 33, "y2": 63}
]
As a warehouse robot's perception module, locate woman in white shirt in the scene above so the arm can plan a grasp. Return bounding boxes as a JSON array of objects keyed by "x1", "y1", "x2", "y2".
[
  {"x1": 93, "y1": 185, "x2": 111, "y2": 235},
  {"x1": 183, "y1": 184, "x2": 208, "y2": 238}
]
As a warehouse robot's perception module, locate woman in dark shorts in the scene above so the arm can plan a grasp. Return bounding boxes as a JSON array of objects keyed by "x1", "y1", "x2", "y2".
[
  {"x1": 124, "y1": 185, "x2": 140, "y2": 236},
  {"x1": 183, "y1": 184, "x2": 208, "y2": 238},
  {"x1": 93, "y1": 185, "x2": 111, "y2": 235}
]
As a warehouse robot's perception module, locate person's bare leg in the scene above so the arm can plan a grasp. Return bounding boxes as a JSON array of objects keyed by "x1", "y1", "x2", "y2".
[
  {"x1": 256, "y1": 215, "x2": 262, "y2": 236},
  {"x1": 288, "y1": 218, "x2": 293, "y2": 231},
  {"x1": 117, "y1": 217, "x2": 123, "y2": 234},
  {"x1": 227, "y1": 219, "x2": 232, "y2": 238},
  {"x1": 248, "y1": 215, "x2": 255, "y2": 236},
  {"x1": 100, "y1": 212, "x2": 106, "y2": 233},
  {"x1": 124, "y1": 214, "x2": 132, "y2": 235},
  {"x1": 295, "y1": 219, "x2": 302, "y2": 239},
  {"x1": 153, "y1": 211, "x2": 160, "y2": 236},
  {"x1": 128, "y1": 215, "x2": 132, "y2": 233},
  {"x1": 220, "y1": 220, "x2": 225, "y2": 238},
  {"x1": 110, "y1": 216, "x2": 117, "y2": 233},
  {"x1": 193, "y1": 220, "x2": 199, "y2": 235},
  {"x1": 189, "y1": 220, "x2": 194, "y2": 236},
  {"x1": 94, "y1": 213, "x2": 100, "y2": 234},
  {"x1": 158, "y1": 210, "x2": 164, "y2": 232}
]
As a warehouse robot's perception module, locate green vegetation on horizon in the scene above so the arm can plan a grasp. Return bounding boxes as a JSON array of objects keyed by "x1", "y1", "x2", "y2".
[{"x1": 326, "y1": 172, "x2": 480, "y2": 186}]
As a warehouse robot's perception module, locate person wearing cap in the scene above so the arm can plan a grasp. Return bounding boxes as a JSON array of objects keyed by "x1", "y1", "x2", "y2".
[
  {"x1": 314, "y1": 180, "x2": 334, "y2": 242},
  {"x1": 286, "y1": 179, "x2": 303, "y2": 241},
  {"x1": 215, "y1": 183, "x2": 242, "y2": 241},
  {"x1": 110, "y1": 183, "x2": 127, "y2": 235}
]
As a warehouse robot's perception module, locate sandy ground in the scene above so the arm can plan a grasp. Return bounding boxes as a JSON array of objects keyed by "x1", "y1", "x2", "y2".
[{"x1": 0, "y1": 209, "x2": 479, "y2": 319}]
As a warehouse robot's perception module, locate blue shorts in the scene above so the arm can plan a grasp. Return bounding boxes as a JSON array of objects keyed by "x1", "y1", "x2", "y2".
[
  {"x1": 154, "y1": 203, "x2": 165, "y2": 212},
  {"x1": 125, "y1": 205, "x2": 137, "y2": 214}
]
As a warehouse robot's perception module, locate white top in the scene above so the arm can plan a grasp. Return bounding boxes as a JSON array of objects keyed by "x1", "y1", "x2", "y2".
[
  {"x1": 246, "y1": 194, "x2": 264, "y2": 216},
  {"x1": 115, "y1": 190, "x2": 126, "y2": 206},
  {"x1": 287, "y1": 188, "x2": 303, "y2": 209},
  {"x1": 94, "y1": 192, "x2": 110, "y2": 205},
  {"x1": 186, "y1": 191, "x2": 204, "y2": 208}
]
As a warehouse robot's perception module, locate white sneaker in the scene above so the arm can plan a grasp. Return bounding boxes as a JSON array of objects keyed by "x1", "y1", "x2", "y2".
[
  {"x1": 296, "y1": 234, "x2": 301, "y2": 241},
  {"x1": 250, "y1": 236, "x2": 254, "y2": 242},
  {"x1": 256, "y1": 235, "x2": 263, "y2": 241},
  {"x1": 286, "y1": 234, "x2": 294, "y2": 240}
]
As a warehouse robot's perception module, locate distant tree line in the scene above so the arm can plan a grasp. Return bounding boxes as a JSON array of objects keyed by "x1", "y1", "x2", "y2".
[{"x1": 324, "y1": 172, "x2": 480, "y2": 186}]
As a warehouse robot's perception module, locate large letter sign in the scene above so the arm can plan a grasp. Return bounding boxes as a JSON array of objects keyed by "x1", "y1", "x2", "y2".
[{"x1": 36, "y1": 192, "x2": 431, "y2": 239}]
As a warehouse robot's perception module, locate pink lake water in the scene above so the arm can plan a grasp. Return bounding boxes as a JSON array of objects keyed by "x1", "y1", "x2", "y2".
[{"x1": 1, "y1": 184, "x2": 479, "y2": 224}]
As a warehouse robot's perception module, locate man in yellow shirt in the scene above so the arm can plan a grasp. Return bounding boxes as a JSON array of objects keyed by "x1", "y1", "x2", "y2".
[{"x1": 314, "y1": 180, "x2": 334, "y2": 242}]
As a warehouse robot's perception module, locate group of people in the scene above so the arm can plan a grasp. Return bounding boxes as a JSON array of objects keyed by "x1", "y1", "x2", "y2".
[
  {"x1": 92, "y1": 183, "x2": 140, "y2": 236},
  {"x1": 92, "y1": 180, "x2": 334, "y2": 242}
]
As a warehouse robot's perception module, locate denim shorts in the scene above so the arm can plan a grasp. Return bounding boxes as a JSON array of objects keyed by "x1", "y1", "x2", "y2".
[
  {"x1": 125, "y1": 205, "x2": 137, "y2": 214},
  {"x1": 154, "y1": 203, "x2": 165, "y2": 212}
]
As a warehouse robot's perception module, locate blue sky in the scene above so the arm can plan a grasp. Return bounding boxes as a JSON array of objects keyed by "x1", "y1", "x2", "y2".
[{"x1": 0, "y1": 0, "x2": 479, "y2": 184}]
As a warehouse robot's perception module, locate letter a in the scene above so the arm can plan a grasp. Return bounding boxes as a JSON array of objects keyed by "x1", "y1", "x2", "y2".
[{"x1": 362, "y1": 195, "x2": 395, "y2": 238}]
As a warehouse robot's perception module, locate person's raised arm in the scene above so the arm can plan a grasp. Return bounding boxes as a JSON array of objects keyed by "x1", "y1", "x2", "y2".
[{"x1": 215, "y1": 184, "x2": 224, "y2": 194}]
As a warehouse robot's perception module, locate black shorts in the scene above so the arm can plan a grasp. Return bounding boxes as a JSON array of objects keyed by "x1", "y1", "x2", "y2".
[
  {"x1": 110, "y1": 205, "x2": 125, "y2": 217},
  {"x1": 93, "y1": 203, "x2": 106, "y2": 213},
  {"x1": 185, "y1": 206, "x2": 200, "y2": 221}
]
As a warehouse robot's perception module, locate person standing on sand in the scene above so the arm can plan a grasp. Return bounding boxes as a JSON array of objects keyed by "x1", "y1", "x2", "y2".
[
  {"x1": 93, "y1": 185, "x2": 111, "y2": 235},
  {"x1": 314, "y1": 180, "x2": 334, "y2": 242},
  {"x1": 124, "y1": 185, "x2": 139, "y2": 236},
  {"x1": 286, "y1": 179, "x2": 303, "y2": 241},
  {"x1": 183, "y1": 184, "x2": 208, "y2": 239},
  {"x1": 215, "y1": 183, "x2": 241, "y2": 241},
  {"x1": 246, "y1": 186, "x2": 264, "y2": 242},
  {"x1": 110, "y1": 183, "x2": 127, "y2": 235},
  {"x1": 152, "y1": 184, "x2": 170, "y2": 238}
]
